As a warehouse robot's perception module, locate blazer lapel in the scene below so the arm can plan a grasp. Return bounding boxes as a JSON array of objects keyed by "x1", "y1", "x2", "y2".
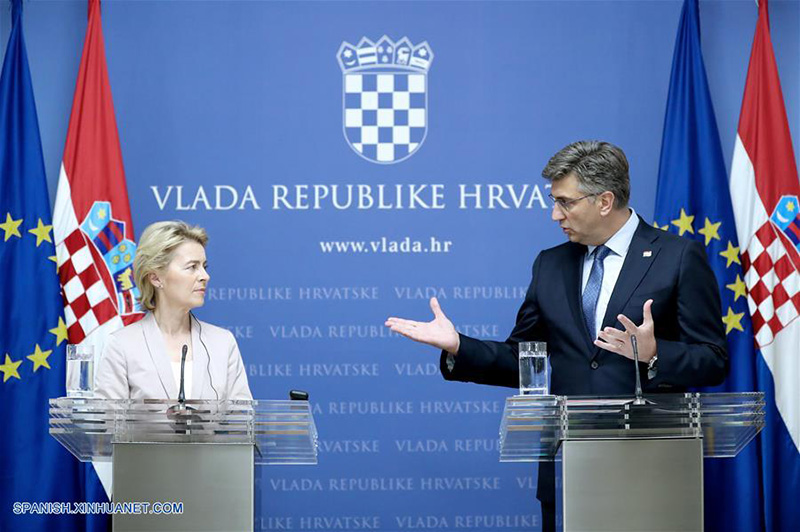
[
  {"x1": 592, "y1": 220, "x2": 661, "y2": 358},
  {"x1": 141, "y1": 312, "x2": 178, "y2": 399},
  {"x1": 563, "y1": 243, "x2": 595, "y2": 353},
  {"x1": 190, "y1": 314, "x2": 209, "y2": 399}
]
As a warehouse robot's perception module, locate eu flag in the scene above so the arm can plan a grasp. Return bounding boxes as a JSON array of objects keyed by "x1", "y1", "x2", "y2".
[
  {"x1": 653, "y1": 0, "x2": 762, "y2": 530},
  {"x1": 0, "y1": 1, "x2": 107, "y2": 530}
]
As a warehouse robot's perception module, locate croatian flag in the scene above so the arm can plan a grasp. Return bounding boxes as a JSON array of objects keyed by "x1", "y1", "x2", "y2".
[
  {"x1": 52, "y1": 0, "x2": 143, "y2": 495},
  {"x1": 728, "y1": 0, "x2": 800, "y2": 529}
]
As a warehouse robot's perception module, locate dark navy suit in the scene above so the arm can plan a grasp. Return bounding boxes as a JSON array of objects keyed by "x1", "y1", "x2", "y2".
[{"x1": 439, "y1": 217, "x2": 728, "y2": 529}]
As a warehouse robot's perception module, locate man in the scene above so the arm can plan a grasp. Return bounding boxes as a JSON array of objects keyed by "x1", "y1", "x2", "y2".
[{"x1": 385, "y1": 140, "x2": 728, "y2": 531}]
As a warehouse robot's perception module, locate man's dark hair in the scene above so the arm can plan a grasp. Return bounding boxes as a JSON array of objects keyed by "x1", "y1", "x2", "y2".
[{"x1": 542, "y1": 140, "x2": 630, "y2": 208}]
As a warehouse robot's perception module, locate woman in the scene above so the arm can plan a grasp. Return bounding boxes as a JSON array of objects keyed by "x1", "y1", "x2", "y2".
[{"x1": 94, "y1": 221, "x2": 252, "y2": 400}]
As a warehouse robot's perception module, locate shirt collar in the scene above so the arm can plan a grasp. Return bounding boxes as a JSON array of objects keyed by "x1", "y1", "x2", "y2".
[{"x1": 587, "y1": 208, "x2": 639, "y2": 258}]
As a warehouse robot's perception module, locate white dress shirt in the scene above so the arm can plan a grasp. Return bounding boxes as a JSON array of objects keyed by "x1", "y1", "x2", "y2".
[
  {"x1": 582, "y1": 209, "x2": 640, "y2": 339},
  {"x1": 170, "y1": 359, "x2": 193, "y2": 398}
]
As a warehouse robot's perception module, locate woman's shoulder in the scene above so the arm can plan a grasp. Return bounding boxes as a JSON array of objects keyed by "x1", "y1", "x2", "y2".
[
  {"x1": 107, "y1": 314, "x2": 148, "y2": 345},
  {"x1": 192, "y1": 316, "x2": 235, "y2": 342}
]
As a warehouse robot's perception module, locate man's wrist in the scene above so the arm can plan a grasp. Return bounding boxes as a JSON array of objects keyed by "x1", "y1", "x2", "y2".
[{"x1": 445, "y1": 335, "x2": 460, "y2": 356}]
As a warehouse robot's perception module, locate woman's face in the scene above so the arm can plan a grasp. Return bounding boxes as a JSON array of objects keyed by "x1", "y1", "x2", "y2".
[{"x1": 153, "y1": 241, "x2": 209, "y2": 311}]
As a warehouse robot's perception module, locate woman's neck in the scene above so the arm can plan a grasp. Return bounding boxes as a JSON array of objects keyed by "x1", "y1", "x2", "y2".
[{"x1": 153, "y1": 306, "x2": 191, "y2": 337}]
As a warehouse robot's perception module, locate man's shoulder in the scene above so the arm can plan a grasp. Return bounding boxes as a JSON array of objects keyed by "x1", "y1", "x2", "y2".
[
  {"x1": 539, "y1": 240, "x2": 584, "y2": 260},
  {"x1": 637, "y1": 220, "x2": 696, "y2": 251}
]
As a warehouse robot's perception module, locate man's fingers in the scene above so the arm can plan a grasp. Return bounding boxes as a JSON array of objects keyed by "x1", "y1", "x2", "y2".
[
  {"x1": 430, "y1": 297, "x2": 446, "y2": 320},
  {"x1": 617, "y1": 313, "x2": 638, "y2": 332},
  {"x1": 385, "y1": 317, "x2": 421, "y2": 328},
  {"x1": 642, "y1": 299, "x2": 654, "y2": 323},
  {"x1": 594, "y1": 338, "x2": 620, "y2": 353},
  {"x1": 599, "y1": 327, "x2": 627, "y2": 343}
]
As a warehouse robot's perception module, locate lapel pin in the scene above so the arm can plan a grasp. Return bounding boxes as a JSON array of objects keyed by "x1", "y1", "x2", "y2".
[{"x1": 643, "y1": 251, "x2": 652, "y2": 258}]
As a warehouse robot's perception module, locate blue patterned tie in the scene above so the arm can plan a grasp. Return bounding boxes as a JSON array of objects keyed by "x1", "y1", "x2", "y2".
[{"x1": 582, "y1": 245, "x2": 612, "y2": 339}]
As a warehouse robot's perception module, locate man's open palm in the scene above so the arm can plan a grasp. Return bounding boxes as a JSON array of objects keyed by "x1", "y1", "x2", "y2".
[{"x1": 385, "y1": 297, "x2": 460, "y2": 354}]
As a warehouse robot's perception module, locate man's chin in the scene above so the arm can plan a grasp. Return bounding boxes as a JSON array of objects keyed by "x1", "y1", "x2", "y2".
[{"x1": 564, "y1": 232, "x2": 586, "y2": 245}]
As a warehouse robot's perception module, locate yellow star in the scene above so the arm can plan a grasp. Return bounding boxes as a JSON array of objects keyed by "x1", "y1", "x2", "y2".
[
  {"x1": 671, "y1": 208, "x2": 695, "y2": 236},
  {"x1": 0, "y1": 353, "x2": 23, "y2": 382},
  {"x1": 651, "y1": 221, "x2": 669, "y2": 231},
  {"x1": 721, "y1": 307, "x2": 745, "y2": 335},
  {"x1": 27, "y1": 344, "x2": 52, "y2": 372},
  {"x1": 49, "y1": 255, "x2": 58, "y2": 269},
  {"x1": 28, "y1": 218, "x2": 53, "y2": 247},
  {"x1": 787, "y1": 201, "x2": 795, "y2": 212},
  {"x1": 49, "y1": 317, "x2": 69, "y2": 346},
  {"x1": 0, "y1": 213, "x2": 23, "y2": 241},
  {"x1": 698, "y1": 218, "x2": 722, "y2": 246},
  {"x1": 726, "y1": 275, "x2": 747, "y2": 302},
  {"x1": 719, "y1": 241, "x2": 741, "y2": 267},
  {"x1": 97, "y1": 208, "x2": 107, "y2": 219}
]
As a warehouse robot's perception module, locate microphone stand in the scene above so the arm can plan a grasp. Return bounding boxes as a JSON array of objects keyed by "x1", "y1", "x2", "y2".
[
  {"x1": 630, "y1": 335, "x2": 645, "y2": 405},
  {"x1": 178, "y1": 344, "x2": 187, "y2": 407}
]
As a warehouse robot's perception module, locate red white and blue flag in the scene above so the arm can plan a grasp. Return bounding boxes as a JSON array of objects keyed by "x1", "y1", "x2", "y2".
[
  {"x1": 52, "y1": 0, "x2": 143, "y2": 495},
  {"x1": 53, "y1": 0, "x2": 142, "y2": 346},
  {"x1": 729, "y1": 0, "x2": 800, "y2": 528}
]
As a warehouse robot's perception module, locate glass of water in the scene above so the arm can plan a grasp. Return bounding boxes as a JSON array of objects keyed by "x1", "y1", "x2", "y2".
[
  {"x1": 518, "y1": 341, "x2": 549, "y2": 395},
  {"x1": 66, "y1": 344, "x2": 95, "y2": 397}
]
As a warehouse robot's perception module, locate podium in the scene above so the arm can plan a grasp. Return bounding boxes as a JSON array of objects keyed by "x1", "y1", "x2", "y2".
[
  {"x1": 50, "y1": 398, "x2": 318, "y2": 532},
  {"x1": 499, "y1": 393, "x2": 764, "y2": 532}
]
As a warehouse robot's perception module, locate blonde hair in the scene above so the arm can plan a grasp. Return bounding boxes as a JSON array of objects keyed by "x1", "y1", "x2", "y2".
[{"x1": 134, "y1": 221, "x2": 208, "y2": 311}]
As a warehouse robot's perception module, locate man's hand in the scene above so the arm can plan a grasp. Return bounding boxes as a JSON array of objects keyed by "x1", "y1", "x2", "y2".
[
  {"x1": 594, "y1": 299, "x2": 657, "y2": 363},
  {"x1": 385, "y1": 297, "x2": 460, "y2": 354}
]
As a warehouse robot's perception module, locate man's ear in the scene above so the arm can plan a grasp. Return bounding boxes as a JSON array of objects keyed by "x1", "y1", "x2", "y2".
[{"x1": 599, "y1": 191, "x2": 616, "y2": 216}]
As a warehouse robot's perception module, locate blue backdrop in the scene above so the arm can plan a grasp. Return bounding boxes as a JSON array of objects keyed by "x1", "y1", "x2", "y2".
[{"x1": 3, "y1": 1, "x2": 798, "y2": 530}]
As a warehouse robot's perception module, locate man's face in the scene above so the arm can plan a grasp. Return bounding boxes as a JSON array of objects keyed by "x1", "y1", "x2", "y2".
[{"x1": 550, "y1": 173, "x2": 605, "y2": 245}]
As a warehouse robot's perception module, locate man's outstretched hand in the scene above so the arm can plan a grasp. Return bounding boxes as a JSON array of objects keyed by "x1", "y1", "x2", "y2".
[{"x1": 385, "y1": 297, "x2": 460, "y2": 354}]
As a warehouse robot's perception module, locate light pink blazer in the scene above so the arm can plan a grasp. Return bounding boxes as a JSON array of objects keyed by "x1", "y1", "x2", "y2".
[{"x1": 94, "y1": 312, "x2": 252, "y2": 401}]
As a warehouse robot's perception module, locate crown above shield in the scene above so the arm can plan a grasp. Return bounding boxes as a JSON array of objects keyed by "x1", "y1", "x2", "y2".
[
  {"x1": 338, "y1": 36, "x2": 434, "y2": 73},
  {"x1": 338, "y1": 36, "x2": 433, "y2": 164}
]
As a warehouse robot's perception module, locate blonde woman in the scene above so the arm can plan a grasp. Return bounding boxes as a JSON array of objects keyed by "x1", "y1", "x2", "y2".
[{"x1": 94, "y1": 221, "x2": 252, "y2": 400}]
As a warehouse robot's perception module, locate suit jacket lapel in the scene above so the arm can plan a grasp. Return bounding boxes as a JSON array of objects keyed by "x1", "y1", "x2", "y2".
[
  {"x1": 563, "y1": 243, "x2": 595, "y2": 354},
  {"x1": 142, "y1": 312, "x2": 178, "y2": 399},
  {"x1": 190, "y1": 314, "x2": 209, "y2": 399},
  {"x1": 592, "y1": 220, "x2": 661, "y2": 358}
]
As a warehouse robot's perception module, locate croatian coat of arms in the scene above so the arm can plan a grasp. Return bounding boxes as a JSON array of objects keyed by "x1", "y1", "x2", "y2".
[{"x1": 337, "y1": 36, "x2": 433, "y2": 164}]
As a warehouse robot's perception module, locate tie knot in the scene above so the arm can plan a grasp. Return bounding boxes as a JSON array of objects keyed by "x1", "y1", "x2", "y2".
[{"x1": 594, "y1": 245, "x2": 612, "y2": 262}]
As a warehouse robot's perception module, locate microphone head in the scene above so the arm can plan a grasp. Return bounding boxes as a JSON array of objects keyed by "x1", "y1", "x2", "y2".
[{"x1": 181, "y1": 344, "x2": 188, "y2": 360}]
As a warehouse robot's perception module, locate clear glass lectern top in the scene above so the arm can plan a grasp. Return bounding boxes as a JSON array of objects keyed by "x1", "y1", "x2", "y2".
[
  {"x1": 499, "y1": 392, "x2": 765, "y2": 462},
  {"x1": 49, "y1": 398, "x2": 318, "y2": 465}
]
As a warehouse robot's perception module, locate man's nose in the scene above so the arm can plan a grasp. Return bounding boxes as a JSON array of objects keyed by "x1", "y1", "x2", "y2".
[{"x1": 551, "y1": 204, "x2": 565, "y2": 221}]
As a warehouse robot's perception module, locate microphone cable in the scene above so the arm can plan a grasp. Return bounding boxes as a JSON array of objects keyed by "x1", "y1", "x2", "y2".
[{"x1": 192, "y1": 313, "x2": 219, "y2": 400}]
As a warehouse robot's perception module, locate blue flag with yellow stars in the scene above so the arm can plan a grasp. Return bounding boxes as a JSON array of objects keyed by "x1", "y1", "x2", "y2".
[
  {"x1": 653, "y1": 0, "x2": 762, "y2": 530},
  {"x1": 0, "y1": 1, "x2": 108, "y2": 530}
]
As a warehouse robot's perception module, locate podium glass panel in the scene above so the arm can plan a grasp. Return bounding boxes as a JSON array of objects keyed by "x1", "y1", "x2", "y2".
[
  {"x1": 499, "y1": 392, "x2": 764, "y2": 461},
  {"x1": 49, "y1": 398, "x2": 318, "y2": 465}
]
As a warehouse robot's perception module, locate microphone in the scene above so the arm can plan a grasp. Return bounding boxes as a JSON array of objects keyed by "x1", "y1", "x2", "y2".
[
  {"x1": 630, "y1": 335, "x2": 645, "y2": 405},
  {"x1": 178, "y1": 344, "x2": 188, "y2": 406}
]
